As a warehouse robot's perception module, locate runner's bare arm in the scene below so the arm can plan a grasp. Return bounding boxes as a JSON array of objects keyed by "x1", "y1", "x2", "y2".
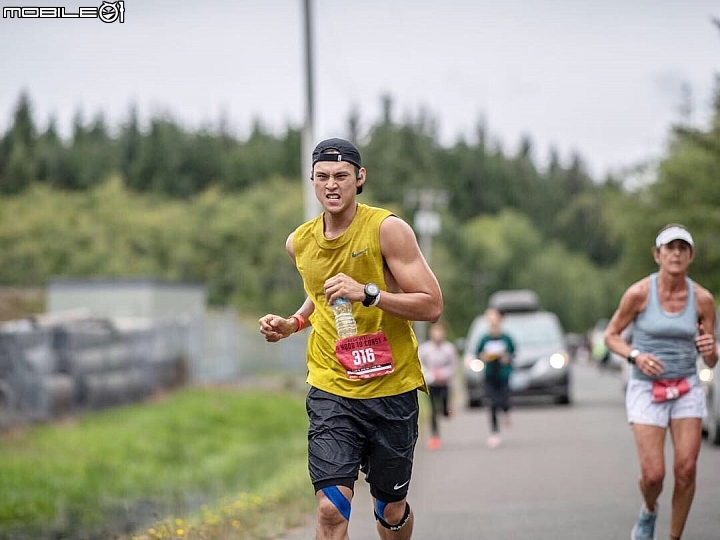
[
  {"x1": 323, "y1": 217, "x2": 442, "y2": 321},
  {"x1": 285, "y1": 231, "x2": 296, "y2": 262},
  {"x1": 695, "y1": 285, "x2": 718, "y2": 368},
  {"x1": 605, "y1": 278, "x2": 664, "y2": 375},
  {"x1": 258, "y1": 233, "x2": 315, "y2": 342},
  {"x1": 604, "y1": 279, "x2": 648, "y2": 358},
  {"x1": 376, "y1": 216, "x2": 443, "y2": 322}
]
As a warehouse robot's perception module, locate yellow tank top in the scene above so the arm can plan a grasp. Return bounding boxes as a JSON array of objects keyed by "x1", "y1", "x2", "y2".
[{"x1": 293, "y1": 203, "x2": 425, "y2": 399}]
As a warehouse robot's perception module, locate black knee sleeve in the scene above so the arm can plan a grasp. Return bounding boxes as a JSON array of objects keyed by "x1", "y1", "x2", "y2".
[{"x1": 374, "y1": 501, "x2": 411, "y2": 531}]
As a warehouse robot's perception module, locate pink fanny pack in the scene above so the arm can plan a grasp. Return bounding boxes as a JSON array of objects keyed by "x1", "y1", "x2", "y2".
[{"x1": 651, "y1": 378, "x2": 691, "y2": 403}]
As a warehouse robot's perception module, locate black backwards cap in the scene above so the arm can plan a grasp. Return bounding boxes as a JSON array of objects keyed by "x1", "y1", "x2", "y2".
[{"x1": 312, "y1": 138, "x2": 364, "y2": 194}]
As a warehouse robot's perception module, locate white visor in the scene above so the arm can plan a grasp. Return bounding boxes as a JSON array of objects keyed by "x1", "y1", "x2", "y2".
[{"x1": 655, "y1": 226, "x2": 694, "y2": 248}]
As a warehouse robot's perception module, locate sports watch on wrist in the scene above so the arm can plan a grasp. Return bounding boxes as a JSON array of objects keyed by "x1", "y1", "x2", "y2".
[
  {"x1": 627, "y1": 349, "x2": 640, "y2": 365},
  {"x1": 362, "y1": 283, "x2": 381, "y2": 307}
]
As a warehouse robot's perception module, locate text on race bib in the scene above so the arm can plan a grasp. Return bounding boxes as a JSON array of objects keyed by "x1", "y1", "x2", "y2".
[{"x1": 334, "y1": 331, "x2": 395, "y2": 380}]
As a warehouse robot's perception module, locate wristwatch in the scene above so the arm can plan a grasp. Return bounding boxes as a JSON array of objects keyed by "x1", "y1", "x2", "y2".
[
  {"x1": 627, "y1": 349, "x2": 640, "y2": 365},
  {"x1": 362, "y1": 283, "x2": 381, "y2": 307}
]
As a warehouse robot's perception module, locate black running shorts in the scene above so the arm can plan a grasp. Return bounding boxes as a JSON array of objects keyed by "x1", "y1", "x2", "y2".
[{"x1": 306, "y1": 386, "x2": 419, "y2": 502}]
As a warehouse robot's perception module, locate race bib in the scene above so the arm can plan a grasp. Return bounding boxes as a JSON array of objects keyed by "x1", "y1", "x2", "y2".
[
  {"x1": 334, "y1": 331, "x2": 395, "y2": 380},
  {"x1": 652, "y1": 378, "x2": 691, "y2": 403}
]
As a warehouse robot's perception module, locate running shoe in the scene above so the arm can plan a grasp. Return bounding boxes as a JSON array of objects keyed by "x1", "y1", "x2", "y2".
[
  {"x1": 487, "y1": 434, "x2": 501, "y2": 449},
  {"x1": 631, "y1": 504, "x2": 657, "y2": 540},
  {"x1": 427, "y1": 436, "x2": 441, "y2": 450}
]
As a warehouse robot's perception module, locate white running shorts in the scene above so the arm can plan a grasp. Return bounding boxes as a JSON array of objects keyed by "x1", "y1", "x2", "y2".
[{"x1": 626, "y1": 374, "x2": 706, "y2": 427}]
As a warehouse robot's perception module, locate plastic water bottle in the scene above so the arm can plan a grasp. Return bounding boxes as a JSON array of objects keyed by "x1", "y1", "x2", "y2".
[{"x1": 332, "y1": 298, "x2": 358, "y2": 339}]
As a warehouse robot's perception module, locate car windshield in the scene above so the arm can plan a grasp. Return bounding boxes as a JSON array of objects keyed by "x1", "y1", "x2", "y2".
[
  {"x1": 466, "y1": 312, "x2": 564, "y2": 353},
  {"x1": 502, "y1": 315, "x2": 564, "y2": 346}
]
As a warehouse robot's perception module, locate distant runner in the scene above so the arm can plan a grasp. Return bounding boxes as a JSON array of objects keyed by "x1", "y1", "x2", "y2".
[{"x1": 476, "y1": 308, "x2": 515, "y2": 448}]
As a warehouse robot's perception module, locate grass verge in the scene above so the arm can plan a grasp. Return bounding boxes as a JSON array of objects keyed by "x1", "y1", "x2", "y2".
[{"x1": 0, "y1": 386, "x2": 314, "y2": 539}]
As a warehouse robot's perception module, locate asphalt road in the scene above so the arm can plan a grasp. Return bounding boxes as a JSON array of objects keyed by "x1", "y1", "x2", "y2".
[{"x1": 279, "y1": 363, "x2": 720, "y2": 540}]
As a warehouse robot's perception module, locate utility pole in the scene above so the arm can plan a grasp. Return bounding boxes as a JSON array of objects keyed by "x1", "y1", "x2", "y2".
[{"x1": 301, "y1": 0, "x2": 321, "y2": 221}]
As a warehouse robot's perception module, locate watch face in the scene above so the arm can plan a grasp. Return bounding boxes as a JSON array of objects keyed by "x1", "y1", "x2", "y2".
[{"x1": 366, "y1": 283, "x2": 380, "y2": 296}]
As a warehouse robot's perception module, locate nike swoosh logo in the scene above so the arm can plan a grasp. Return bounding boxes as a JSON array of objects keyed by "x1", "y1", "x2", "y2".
[
  {"x1": 393, "y1": 479, "x2": 410, "y2": 490},
  {"x1": 351, "y1": 249, "x2": 368, "y2": 258}
]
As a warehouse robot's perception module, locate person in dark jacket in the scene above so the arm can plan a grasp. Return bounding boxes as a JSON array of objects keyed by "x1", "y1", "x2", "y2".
[{"x1": 476, "y1": 308, "x2": 515, "y2": 448}]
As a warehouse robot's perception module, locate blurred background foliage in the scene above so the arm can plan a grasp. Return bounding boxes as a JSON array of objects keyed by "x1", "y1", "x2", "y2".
[{"x1": 1, "y1": 76, "x2": 719, "y2": 336}]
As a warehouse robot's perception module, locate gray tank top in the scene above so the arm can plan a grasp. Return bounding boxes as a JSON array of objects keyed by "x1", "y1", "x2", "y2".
[{"x1": 631, "y1": 273, "x2": 698, "y2": 381}]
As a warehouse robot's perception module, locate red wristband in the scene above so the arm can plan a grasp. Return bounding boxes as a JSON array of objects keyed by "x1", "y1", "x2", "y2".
[{"x1": 290, "y1": 314, "x2": 306, "y2": 333}]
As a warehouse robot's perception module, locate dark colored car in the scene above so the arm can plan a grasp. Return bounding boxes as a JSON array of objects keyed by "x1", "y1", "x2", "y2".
[{"x1": 462, "y1": 290, "x2": 571, "y2": 407}]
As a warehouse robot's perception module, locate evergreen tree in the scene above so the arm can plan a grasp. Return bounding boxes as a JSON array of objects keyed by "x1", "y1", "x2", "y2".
[
  {"x1": 119, "y1": 104, "x2": 142, "y2": 188},
  {"x1": 0, "y1": 92, "x2": 38, "y2": 193}
]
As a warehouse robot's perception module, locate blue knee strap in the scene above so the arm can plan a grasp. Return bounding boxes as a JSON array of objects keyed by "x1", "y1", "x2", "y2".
[
  {"x1": 375, "y1": 499, "x2": 388, "y2": 519},
  {"x1": 322, "y1": 486, "x2": 351, "y2": 521}
]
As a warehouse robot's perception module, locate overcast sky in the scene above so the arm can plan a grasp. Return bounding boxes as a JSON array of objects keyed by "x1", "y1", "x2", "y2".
[{"x1": 1, "y1": 0, "x2": 718, "y2": 178}]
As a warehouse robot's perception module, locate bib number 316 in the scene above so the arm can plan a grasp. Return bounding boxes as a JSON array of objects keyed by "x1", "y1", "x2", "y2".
[
  {"x1": 352, "y1": 348, "x2": 375, "y2": 365},
  {"x1": 335, "y1": 331, "x2": 395, "y2": 380}
]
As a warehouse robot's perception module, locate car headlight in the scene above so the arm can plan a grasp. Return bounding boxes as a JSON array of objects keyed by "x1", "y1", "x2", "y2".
[
  {"x1": 549, "y1": 353, "x2": 567, "y2": 370},
  {"x1": 699, "y1": 368, "x2": 714, "y2": 383},
  {"x1": 469, "y1": 359, "x2": 485, "y2": 373}
]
